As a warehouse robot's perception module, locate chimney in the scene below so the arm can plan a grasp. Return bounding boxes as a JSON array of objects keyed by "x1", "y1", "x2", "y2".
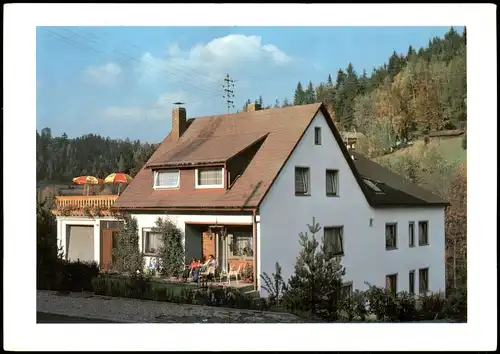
[
  {"x1": 247, "y1": 103, "x2": 261, "y2": 112},
  {"x1": 172, "y1": 106, "x2": 187, "y2": 141}
]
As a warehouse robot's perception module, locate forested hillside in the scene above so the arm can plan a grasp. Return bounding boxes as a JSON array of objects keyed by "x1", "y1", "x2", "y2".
[
  {"x1": 36, "y1": 128, "x2": 158, "y2": 183},
  {"x1": 243, "y1": 26, "x2": 466, "y2": 157}
]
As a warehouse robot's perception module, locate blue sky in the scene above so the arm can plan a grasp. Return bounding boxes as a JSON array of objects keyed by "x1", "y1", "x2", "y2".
[{"x1": 36, "y1": 26, "x2": 461, "y2": 142}]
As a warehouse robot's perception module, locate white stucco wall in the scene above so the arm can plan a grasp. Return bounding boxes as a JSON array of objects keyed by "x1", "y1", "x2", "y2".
[{"x1": 259, "y1": 111, "x2": 446, "y2": 295}]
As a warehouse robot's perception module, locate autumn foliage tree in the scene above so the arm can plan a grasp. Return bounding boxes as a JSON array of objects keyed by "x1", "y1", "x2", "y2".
[{"x1": 445, "y1": 163, "x2": 467, "y2": 293}]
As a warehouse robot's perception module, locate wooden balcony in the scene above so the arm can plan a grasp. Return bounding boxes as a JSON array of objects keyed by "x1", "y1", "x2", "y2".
[{"x1": 52, "y1": 195, "x2": 119, "y2": 216}]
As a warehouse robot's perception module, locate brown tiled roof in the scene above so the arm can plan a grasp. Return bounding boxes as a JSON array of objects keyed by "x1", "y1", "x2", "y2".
[
  {"x1": 147, "y1": 132, "x2": 268, "y2": 168},
  {"x1": 113, "y1": 103, "x2": 448, "y2": 210}
]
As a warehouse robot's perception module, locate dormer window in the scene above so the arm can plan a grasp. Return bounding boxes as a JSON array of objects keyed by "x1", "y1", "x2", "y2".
[
  {"x1": 195, "y1": 167, "x2": 224, "y2": 189},
  {"x1": 154, "y1": 169, "x2": 180, "y2": 189}
]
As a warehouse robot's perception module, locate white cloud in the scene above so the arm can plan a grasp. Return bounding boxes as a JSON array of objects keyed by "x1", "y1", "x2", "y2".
[
  {"x1": 85, "y1": 62, "x2": 122, "y2": 86},
  {"x1": 136, "y1": 34, "x2": 293, "y2": 86},
  {"x1": 104, "y1": 90, "x2": 198, "y2": 121}
]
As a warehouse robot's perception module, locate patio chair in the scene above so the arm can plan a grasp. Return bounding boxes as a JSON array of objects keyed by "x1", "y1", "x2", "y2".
[
  {"x1": 227, "y1": 265, "x2": 241, "y2": 285},
  {"x1": 198, "y1": 265, "x2": 216, "y2": 288}
]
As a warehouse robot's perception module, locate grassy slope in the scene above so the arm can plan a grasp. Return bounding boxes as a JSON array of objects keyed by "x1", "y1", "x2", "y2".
[{"x1": 375, "y1": 137, "x2": 466, "y2": 165}]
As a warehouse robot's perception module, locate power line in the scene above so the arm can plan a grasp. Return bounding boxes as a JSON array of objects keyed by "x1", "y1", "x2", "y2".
[
  {"x1": 43, "y1": 28, "x2": 224, "y2": 99},
  {"x1": 222, "y1": 74, "x2": 235, "y2": 114},
  {"x1": 73, "y1": 27, "x2": 223, "y2": 86}
]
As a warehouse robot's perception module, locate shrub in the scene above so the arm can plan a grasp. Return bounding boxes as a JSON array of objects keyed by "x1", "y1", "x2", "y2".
[
  {"x1": 261, "y1": 262, "x2": 287, "y2": 307},
  {"x1": 37, "y1": 200, "x2": 62, "y2": 290},
  {"x1": 364, "y1": 284, "x2": 400, "y2": 321},
  {"x1": 442, "y1": 286, "x2": 467, "y2": 321},
  {"x1": 418, "y1": 292, "x2": 447, "y2": 320},
  {"x1": 152, "y1": 217, "x2": 185, "y2": 278},
  {"x1": 341, "y1": 290, "x2": 369, "y2": 322},
  {"x1": 112, "y1": 214, "x2": 144, "y2": 274},
  {"x1": 364, "y1": 284, "x2": 419, "y2": 322},
  {"x1": 60, "y1": 260, "x2": 99, "y2": 292}
]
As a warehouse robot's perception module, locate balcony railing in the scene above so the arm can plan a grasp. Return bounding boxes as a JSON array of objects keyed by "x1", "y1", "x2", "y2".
[{"x1": 53, "y1": 195, "x2": 119, "y2": 216}]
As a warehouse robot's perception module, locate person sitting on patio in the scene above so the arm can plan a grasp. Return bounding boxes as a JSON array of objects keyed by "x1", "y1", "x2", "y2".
[
  {"x1": 192, "y1": 255, "x2": 216, "y2": 283},
  {"x1": 184, "y1": 258, "x2": 201, "y2": 278}
]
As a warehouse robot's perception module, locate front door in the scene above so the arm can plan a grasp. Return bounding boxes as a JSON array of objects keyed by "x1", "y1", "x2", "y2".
[{"x1": 101, "y1": 229, "x2": 119, "y2": 270}]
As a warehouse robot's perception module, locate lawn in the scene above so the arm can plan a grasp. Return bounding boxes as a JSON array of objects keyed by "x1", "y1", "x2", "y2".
[{"x1": 376, "y1": 137, "x2": 466, "y2": 166}]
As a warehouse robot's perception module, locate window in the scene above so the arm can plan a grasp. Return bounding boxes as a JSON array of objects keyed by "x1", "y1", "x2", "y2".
[
  {"x1": 314, "y1": 127, "x2": 322, "y2": 145},
  {"x1": 324, "y1": 227, "x2": 344, "y2": 255},
  {"x1": 418, "y1": 221, "x2": 429, "y2": 246},
  {"x1": 363, "y1": 178, "x2": 385, "y2": 194},
  {"x1": 196, "y1": 167, "x2": 224, "y2": 188},
  {"x1": 228, "y1": 232, "x2": 254, "y2": 258},
  {"x1": 143, "y1": 231, "x2": 164, "y2": 255},
  {"x1": 341, "y1": 282, "x2": 353, "y2": 299},
  {"x1": 409, "y1": 270, "x2": 415, "y2": 295},
  {"x1": 295, "y1": 167, "x2": 310, "y2": 196},
  {"x1": 385, "y1": 223, "x2": 397, "y2": 249},
  {"x1": 154, "y1": 169, "x2": 180, "y2": 189},
  {"x1": 386, "y1": 274, "x2": 398, "y2": 296},
  {"x1": 419, "y1": 268, "x2": 429, "y2": 294},
  {"x1": 409, "y1": 222, "x2": 415, "y2": 247},
  {"x1": 326, "y1": 169, "x2": 339, "y2": 196}
]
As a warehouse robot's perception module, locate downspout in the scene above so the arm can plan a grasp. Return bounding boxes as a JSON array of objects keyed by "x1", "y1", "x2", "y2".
[{"x1": 252, "y1": 209, "x2": 258, "y2": 292}]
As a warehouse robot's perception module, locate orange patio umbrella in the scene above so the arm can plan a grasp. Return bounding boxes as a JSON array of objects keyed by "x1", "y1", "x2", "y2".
[
  {"x1": 72, "y1": 176, "x2": 104, "y2": 195},
  {"x1": 104, "y1": 173, "x2": 133, "y2": 195}
]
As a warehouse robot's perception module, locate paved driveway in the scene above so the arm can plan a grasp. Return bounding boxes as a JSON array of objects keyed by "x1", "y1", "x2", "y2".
[{"x1": 37, "y1": 290, "x2": 304, "y2": 323}]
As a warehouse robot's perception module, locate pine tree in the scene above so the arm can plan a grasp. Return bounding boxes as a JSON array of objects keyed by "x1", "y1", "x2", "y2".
[
  {"x1": 293, "y1": 81, "x2": 305, "y2": 105},
  {"x1": 274, "y1": 98, "x2": 280, "y2": 108},
  {"x1": 283, "y1": 217, "x2": 346, "y2": 321},
  {"x1": 112, "y1": 214, "x2": 144, "y2": 274},
  {"x1": 407, "y1": 45, "x2": 416, "y2": 59},
  {"x1": 327, "y1": 73, "x2": 334, "y2": 87},
  {"x1": 152, "y1": 217, "x2": 185, "y2": 277},
  {"x1": 118, "y1": 155, "x2": 125, "y2": 173},
  {"x1": 305, "y1": 81, "x2": 316, "y2": 104},
  {"x1": 282, "y1": 97, "x2": 291, "y2": 107}
]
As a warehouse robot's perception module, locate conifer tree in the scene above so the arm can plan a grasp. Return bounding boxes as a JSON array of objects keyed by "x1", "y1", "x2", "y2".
[
  {"x1": 152, "y1": 217, "x2": 185, "y2": 277},
  {"x1": 293, "y1": 81, "x2": 305, "y2": 105},
  {"x1": 284, "y1": 217, "x2": 346, "y2": 321},
  {"x1": 112, "y1": 214, "x2": 144, "y2": 274}
]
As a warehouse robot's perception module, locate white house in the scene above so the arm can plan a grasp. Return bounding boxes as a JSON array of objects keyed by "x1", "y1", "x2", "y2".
[{"x1": 54, "y1": 102, "x2": 449, "y2": 296}]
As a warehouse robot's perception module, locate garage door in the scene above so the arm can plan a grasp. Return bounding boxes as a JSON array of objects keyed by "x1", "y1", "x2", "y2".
[{"x1": 66, "y1": 225, "x2": 94, "y2": 262}]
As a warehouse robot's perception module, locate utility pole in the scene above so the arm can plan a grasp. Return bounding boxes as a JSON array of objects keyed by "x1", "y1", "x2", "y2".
[{"x1": 222, "y1": 73, "x2": 235, "y2": 114}]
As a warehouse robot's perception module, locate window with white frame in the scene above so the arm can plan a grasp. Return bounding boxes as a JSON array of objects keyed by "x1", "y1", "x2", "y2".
[
  {"x1": 295, "y1": 167, "x2": 310, "y2": 195},
  {"x1": 386, "y1": 273, "x2": 398, "y2": 296},
  {"x1": 419, "y1": 268, "x2": 429, "y2": 294},
  {"x1": 418, "y1": 221, "x2": 429, "y2": 246},
  {"x1": 196, "y1": 167, "x2": 224, "y2": 188},
  {"x1": 154, "y1": 169, "x2": 180, "y2": 189},
  {"x1": 228, "y1": 231, "x2": 254, "y2": 258},
  {"x1": 385, "y1": 223, "x2": 397, "y2": 249},
  {"x1": 326, "y1": 169, "x2": 339, "y2": 196},
  {"x1": 409, "y1": 222, "x2": 415, "y2": 247},
  {"x1": 314, "y1": 127, "x2": 322, "y2": 145},
  {"x1": 143, "y1": 230, "x2": 164, "y2": 255},
  {"x1": 324, "y1": 226, "x2": 344, "y2": 255}
]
